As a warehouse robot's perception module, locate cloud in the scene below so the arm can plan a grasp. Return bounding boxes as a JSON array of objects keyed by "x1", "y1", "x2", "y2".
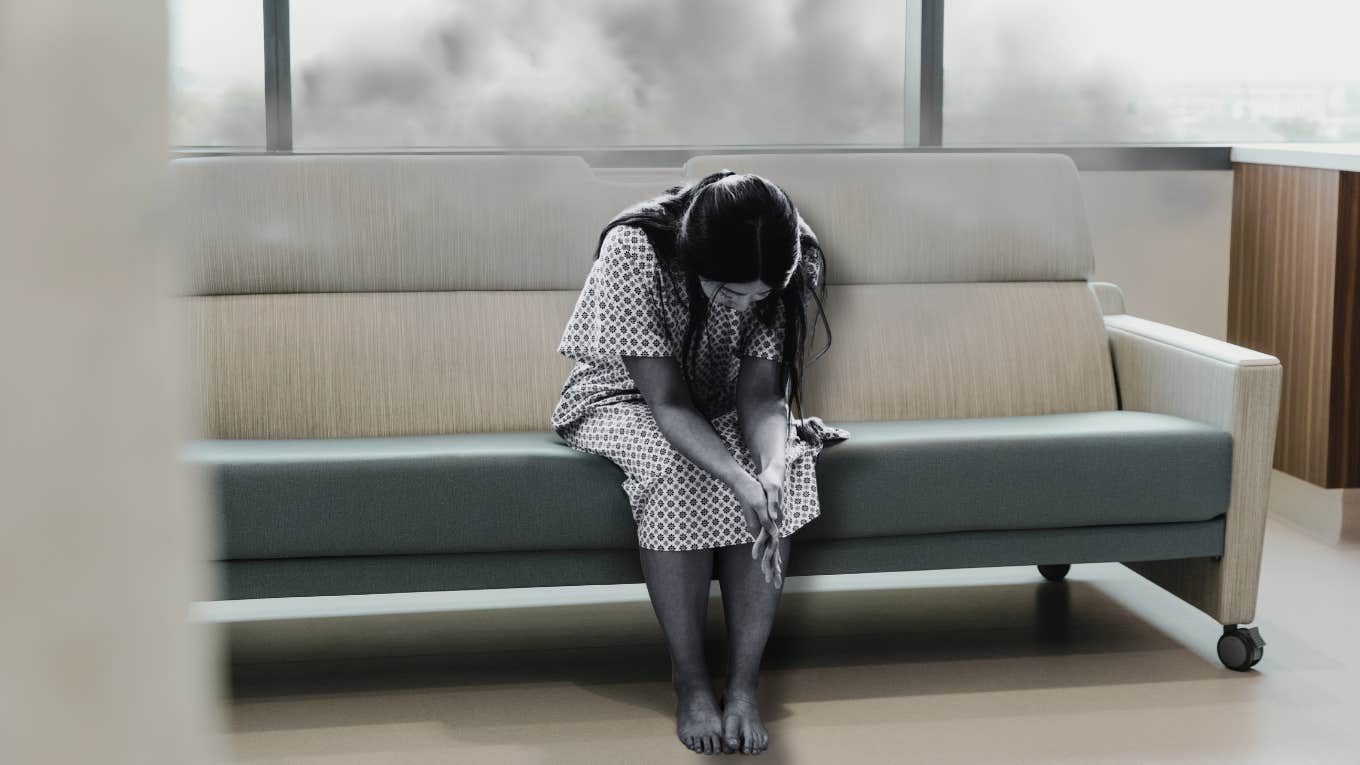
[
  {"x1": 942, "y1": 2, "x2": 1167, "y2": 144},
  {"x1": 289, "y1": 0, "x2": 905, "y2": 148}
]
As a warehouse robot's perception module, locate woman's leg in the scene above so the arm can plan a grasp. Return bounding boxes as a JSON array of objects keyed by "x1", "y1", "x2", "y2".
[
  {"x1": 714, "y1": 535, "x2": 792, "y2": 754},
  {"x1": 638, "y1": 546, "x2": 724, "y2": 754}
]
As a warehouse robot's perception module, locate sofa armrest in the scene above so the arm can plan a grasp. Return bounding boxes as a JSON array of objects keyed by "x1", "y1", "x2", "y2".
[{"x1": 1103, "y1": 314, "x2": 1283, "y2": 625}]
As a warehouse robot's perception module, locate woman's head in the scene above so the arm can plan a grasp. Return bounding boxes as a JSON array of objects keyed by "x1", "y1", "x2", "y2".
[
  {"x1": 594, "y1": 169, "x2": 833, "y2": 421},
  {"x1": 676, "y1": 173, "x2": 803, "y2": 311}
]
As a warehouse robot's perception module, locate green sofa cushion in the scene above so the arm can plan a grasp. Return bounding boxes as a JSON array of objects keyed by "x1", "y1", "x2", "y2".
[
  {"x1": 794, "y1": 410, "x2": 1231, "y2": 542},
  {"x1": 186, "y1": 410, "x2": 1230, "y2": 559},
  {"x1": 215, "y1": 517, "x2": 1227, "y2": 599}
]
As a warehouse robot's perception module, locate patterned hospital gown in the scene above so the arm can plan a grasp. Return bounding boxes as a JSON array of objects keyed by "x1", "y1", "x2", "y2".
[{"x1": 551, "y1": 223, "x2": 850, "y2": 551}]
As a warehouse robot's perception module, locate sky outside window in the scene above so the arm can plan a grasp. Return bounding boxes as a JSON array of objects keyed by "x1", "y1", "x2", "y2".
[
  {"x1": 287, "y1": 0, "x2": 908, "y2": 149},
  {"x1": 169, "y1": 0, "x2": 265, "y2": 147},
  {"x1": 944, "y1": 0, "x2": 1360, "y2": 144},
  {"x1": 168, "y1": 0, "x2": 1360, "y2": 149}
]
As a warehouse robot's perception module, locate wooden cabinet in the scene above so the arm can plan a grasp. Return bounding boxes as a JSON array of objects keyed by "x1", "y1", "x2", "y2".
[{"x1": 1229, "y1": 145, "x2": 1360, "y2": 489}]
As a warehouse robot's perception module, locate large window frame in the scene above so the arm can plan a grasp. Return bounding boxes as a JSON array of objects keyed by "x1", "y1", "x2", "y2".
[{"x1": 172, "y1": 0, "x2": 1233, "y2": 170}]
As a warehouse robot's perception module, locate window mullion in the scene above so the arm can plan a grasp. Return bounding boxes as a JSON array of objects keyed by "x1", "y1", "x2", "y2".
[
  {"x1": 920, "y1": 0, "x2": 943, "y2": 147},
  {"x1": 263, "y1": 0, "x2": 292, "y2": 152}
]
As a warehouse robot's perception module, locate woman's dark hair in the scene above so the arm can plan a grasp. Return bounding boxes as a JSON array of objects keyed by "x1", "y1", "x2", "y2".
[{"x1": 591, "y1": 169, "x2": 833, "y2": 426}]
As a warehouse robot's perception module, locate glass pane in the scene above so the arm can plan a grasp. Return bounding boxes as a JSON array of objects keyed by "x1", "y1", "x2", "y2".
[
  {"x1": 291, "y1": 0, "x2": 909, "y2": 149},
  {"x1": 943, "y1": 0, "x2": 1360, "y2": 144},
  {"x1": 169, "y1": 0, "x2": 265, "y2": 147}
]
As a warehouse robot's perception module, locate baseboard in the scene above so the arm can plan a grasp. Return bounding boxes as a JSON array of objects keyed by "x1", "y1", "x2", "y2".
[
  {"x1": 1267, "y1": 469, "x2": 1360, "y2": 544},
  {"x1": 1346, "y1": 492, "x2": 1360, "y2": 542}
]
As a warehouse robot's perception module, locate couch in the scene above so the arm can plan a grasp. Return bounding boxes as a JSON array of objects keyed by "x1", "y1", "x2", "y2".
[{"x1": 175, "y1": 152, "x2": 1282, "y2": 671}]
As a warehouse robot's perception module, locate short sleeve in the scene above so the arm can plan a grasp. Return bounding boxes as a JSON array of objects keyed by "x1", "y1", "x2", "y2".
[
  {"x1": 797, "y1": 217, "x2": 825, "y2": 291},
  {"x1": 557, "y1": 225, "x2": 676, "y2": 360},
  {"x1": 802, "y1": 248, "x2": 824, "y2": 291},
  {"x1": 741, "y1": 303, "x2": 786, "y2": 362}
]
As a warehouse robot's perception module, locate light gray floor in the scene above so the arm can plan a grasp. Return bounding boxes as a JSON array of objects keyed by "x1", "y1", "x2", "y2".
[{"x1": 224, "y1": 514, "x2": 1359, "y2": 763}]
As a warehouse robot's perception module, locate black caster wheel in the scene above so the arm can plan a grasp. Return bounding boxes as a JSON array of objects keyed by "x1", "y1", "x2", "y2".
[
  {"x1": 1038, "y1": 564, "x2": 1070, "y2": 582},
  {"x1": 1217, "y1": 625, "x2": 1266, "y2": 671}
]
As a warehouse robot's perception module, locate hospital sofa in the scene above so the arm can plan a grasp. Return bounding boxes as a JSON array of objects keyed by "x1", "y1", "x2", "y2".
[{"x1": 175, "y1": 151, "x2": 1282, "y2": 671}]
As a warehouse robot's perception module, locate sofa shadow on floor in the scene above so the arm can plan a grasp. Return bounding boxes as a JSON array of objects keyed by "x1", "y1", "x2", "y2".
[{"x1": 228, "y1": 577, "x2": 1249, "y2": 735}]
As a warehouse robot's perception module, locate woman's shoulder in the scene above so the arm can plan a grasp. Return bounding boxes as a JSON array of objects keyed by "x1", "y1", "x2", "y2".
[
  {"x1": 600, "y1": 223, "x2": 657, "y2": 260},
  {"x1": 597, "y1": 224, "x2": 672, "y2": 283}
]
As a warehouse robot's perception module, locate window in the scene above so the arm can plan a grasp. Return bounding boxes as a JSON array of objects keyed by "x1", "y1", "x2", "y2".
[
  {"x1": 288, "y1": 0, "x2": 909, "y2": 148},
  {"x1": 170, "y1": 0, "x2": 265, "y2": 148},
  {"x1": 943, "y1": 0, "x2": 1360, "y2": 144},
  {"x1": 167, "y1": 0, "x2": 1360, "y2": 154}
]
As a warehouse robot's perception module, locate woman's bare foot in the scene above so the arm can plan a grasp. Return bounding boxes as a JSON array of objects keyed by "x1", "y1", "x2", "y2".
[
  {"x1": 674, "y1": 675, "x2": 724, "y2": 754},
  {"x1": 720, "y1": 689, "x2": 769, "y2": 754}
]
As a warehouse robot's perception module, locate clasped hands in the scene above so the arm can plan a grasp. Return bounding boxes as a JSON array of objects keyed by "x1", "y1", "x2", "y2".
[{"x1": 737, "y1": 466, "x2": 785, "y2": 589}]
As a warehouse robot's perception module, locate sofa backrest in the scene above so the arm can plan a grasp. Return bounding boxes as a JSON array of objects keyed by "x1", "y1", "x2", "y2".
[
  {"x1": 685, "y1": 153, "x2": 1118, "y2": 426},
  {"x1": 173, "y1": 152, "x2": 1116, "y2": 439}
]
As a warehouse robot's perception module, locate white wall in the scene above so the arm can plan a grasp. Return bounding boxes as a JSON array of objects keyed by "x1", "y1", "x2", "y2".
[
  {"x1": 0, "y1": 1, "x2": 227, "y2": 762},
  {"x1": 1081, "y1": 170, "x2": 1236, "y2": 338}
]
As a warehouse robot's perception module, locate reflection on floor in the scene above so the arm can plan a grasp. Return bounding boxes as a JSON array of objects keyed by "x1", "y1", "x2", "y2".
[{"x1": 225, "y1": 515, "x2": 1359, "y2": 764}]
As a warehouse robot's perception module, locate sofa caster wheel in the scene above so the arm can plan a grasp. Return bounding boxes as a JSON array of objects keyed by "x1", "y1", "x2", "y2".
[
  {"x1": 1217, "y1": 625, "x2": 1265, "y2": 671},
  {"x1": 1037, "y1": 564, "x2": 1070, "y2": 582}
]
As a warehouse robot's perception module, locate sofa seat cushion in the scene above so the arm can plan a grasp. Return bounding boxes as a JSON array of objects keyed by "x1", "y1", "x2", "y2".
[
  {"x1": 794, "y1": 410, "x2": 1232, "y2": 542},
  {"x1": 187, "y1": 431, "x2": 643, "y2": 560},
  {"x1": 185, "y1": 410, "x2": 1231, "y2": 560}
]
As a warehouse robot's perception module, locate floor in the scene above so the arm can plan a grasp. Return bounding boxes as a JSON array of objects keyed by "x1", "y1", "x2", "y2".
[{"x1": 223, "y1": 514, "x2": 1359, "y2": 764}]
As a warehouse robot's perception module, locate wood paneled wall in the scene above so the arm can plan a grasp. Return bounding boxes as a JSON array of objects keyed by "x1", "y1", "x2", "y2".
[
  {"x1": 1228, "y1": 163, "x2": 1360, "y2": 488},
  {"x1": 1332, "y1": 172, "x2": 1360, "y2": 488}
]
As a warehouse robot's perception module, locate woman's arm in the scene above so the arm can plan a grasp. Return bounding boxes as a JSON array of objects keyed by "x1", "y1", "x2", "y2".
[
  {"x1": 622, "y1": 355, "x2": 762, "y2": 497},
  {"x1": 736, "y1": 356, "x2": 788, "y2": 481},
  {"x1": 624, "y1": 354, "x2": 782, "y2": 584},
  {"x1": 736, "y1": 355, "x2": 790, "y2": 587}
]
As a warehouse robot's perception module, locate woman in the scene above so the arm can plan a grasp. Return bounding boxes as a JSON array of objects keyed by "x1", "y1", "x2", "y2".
[{"x1": 551, "y1": 170, "x2": 849, "y2": 755}]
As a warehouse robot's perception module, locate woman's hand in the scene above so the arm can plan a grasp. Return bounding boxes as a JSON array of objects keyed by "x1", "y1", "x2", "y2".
[
  {"x1": 756, "y1": 466, "x2": 785, "y2": 589},
  {"x1": 756, "y1": 464, "x2": 784, "y2": 525},
  {"x1": 734, "y1": 469, "x2": 785, "y2": 589}
]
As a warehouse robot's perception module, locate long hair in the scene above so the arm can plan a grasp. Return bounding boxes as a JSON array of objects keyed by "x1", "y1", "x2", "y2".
[{"x1": 591, "y1": 169, "x2": 833, "y2": 427}]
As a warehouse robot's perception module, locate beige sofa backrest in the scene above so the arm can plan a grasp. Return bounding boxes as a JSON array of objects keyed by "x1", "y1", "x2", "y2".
[
  {"x1": 685, "y1": 153, "x2": 1118, "y2": 425},
  {"x1": 173, "y1": 153, "x2": 1116, "y2": 439}
]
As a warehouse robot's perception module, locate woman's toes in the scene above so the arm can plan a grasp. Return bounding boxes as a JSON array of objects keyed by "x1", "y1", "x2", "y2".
[{"x1": 722, "y1": 719, "x2": 740, "y2": 752}]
